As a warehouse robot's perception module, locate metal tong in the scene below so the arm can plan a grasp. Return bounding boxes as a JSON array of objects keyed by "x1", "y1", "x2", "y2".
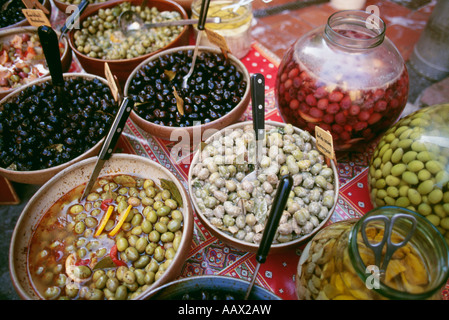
[{"x1": 361, "y1": 213, "x2": 417, "y2": 275}]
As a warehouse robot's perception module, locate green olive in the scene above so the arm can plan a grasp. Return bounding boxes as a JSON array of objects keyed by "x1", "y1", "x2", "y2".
[
  {"x1": 116, "y1": 237, "x2": 129, "y2": 252},
  {"x1": 115, "y1": 285, "x2": 128, "y2": 300},
  {"x1": 125, "y1": 247, "x2": 139, "y2": 262}
]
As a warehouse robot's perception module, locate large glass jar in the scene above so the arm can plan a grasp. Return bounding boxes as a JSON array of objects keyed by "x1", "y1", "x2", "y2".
[
  {"x1": 191, "y1": 0, "x2": 253, "y2": 59},
  {"x1": 296, "y1": 206, "x2": 449, "y2": 300},
  {"x1": 368, "y1": 104, "x2": 449, "y2": 245},
  {"x1": 275, "y1": 10, "x2": 409, "y2": 152}
]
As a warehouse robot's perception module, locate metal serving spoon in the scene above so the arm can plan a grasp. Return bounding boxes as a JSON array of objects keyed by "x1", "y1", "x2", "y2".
[
  {"x1": 182, "y1": 0, "x2": 211, "y2": 89},
  {"x1": 244, "y1": 175, "x2": 293, "y2": 299},
  {"x1": 119, "y1": 11, "x2": 221, "y2": 34}
]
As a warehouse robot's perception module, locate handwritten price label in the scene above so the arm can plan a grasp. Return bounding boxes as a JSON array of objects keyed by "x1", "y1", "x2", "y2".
[
  {"x1": 22, "y1": 9, "x2": 51, "y2": 27},
  {"x1": 315, "y1": 126, "x2": 336, "y2": 162}
]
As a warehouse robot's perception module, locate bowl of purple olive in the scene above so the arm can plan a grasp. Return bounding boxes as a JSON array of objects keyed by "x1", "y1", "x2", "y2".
[
  {"x1": 0, "y1": 73, "x2": 119, "y2": 185},
  {"x1": 124, "y1": 45, "x2": 250, "y2": 142}
]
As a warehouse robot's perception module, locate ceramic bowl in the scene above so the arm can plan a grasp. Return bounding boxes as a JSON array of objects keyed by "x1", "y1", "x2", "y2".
[
  {"x1": 0, "y1": 73, "x2": 112, "y2": 185},
  {"x1": 9, "y1": 153, "x2": 194, "y2": 300},
  {"x1": 0, "y1": 26, "x2": 72, "y2": 100},
  {"x1": 123, "y1": 45, "x2": 250, "y2": 142},
  {"x1": 53, "y1": 0, "x2": 118, "y2": 15},
  {"x1": 188, "y1": 121, "x2": 340, "y2": 253},
  {"x1": 68, "y1": 0, "x2": 190, "y2": 85},
  {"x1": 146, "y1": 275, "x2": 281, "y2": 300}
]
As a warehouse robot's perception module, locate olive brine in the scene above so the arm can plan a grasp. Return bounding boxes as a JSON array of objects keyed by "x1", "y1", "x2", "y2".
[
  {"x1": 127, "y1": 50, "x2": 247, "y2": 127},
  {"x1": 0, "y1": 77, "x2": 117, "y2": 171}
]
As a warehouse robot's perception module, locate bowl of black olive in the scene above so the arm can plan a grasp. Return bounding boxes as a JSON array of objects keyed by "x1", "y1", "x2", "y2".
[
  {"x1": 0, "y1": 73, "x2": 119, "y2": 185},
  {"x1": 0, "y1": 0, "x2": 51, "y2": 30},
  {"x1": 124, "y1": 45, "x2": 250, "y2": 142}
]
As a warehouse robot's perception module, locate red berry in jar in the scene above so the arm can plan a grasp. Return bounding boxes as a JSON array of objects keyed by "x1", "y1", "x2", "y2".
[{"x1": 275, "y1": 10, "x2": 409, "y2": 152}]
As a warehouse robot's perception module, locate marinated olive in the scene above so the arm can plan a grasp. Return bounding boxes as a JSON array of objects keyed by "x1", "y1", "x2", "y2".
[{"x1": 28, "y1": 174, "x2": 185, "y2": 300}]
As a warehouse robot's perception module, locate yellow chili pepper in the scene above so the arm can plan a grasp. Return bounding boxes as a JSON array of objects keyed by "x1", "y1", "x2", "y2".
[
  {"x1": 94, "y1": 205, "x2": 114, "y2": 237},
  {"x1": 109, "y1": 204, "x2": 133, "y2": 237}
]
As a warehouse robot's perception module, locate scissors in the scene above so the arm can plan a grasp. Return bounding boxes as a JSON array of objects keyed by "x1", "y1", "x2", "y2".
[{"x1": 361, "y1": 213, "x2": 417, "y2": 274}]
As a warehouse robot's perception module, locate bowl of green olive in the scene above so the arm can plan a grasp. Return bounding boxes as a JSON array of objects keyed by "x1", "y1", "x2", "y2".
[
  {"x1": 188, "y1": 121, "x2": 340, "y2": 253},
  {"x1": 68, "y1": 0, "x2": 190, "y2": 85},
  {"x1": 9, "y1": 153, "x2": 194, "y2": 300}
]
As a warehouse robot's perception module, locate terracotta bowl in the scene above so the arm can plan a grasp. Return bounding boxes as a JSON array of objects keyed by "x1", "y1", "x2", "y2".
[
  {"x1": 188, "y1": 121, "x2": 340, "y2": 253},
  {"x1": 9, "y1": 153, "x2": 194, "y2": 300},
  {"x1": 0, "y1": 0, "x2": 51, "y2": 31},
  {"x1": 68, "y1": 0, "x2": 190, "y2": 85},
  {"x1": 53, "y1": 0, "x2": 118, "y2": 15},
  {"x1": 146, "y1": 275, "x2": 281, "y2": 300},
  {"x1": 0, "y1": 26, "x2": 72, "y2": 101},
  {"x1": 124, "y1": 45, "x2": 251, "y2": 142},
  {"x1": 0, "y1": 73, "x2": 111, "y2": 185},
  {"x1": 173, "y1": 0, "x2": 192, "y2": 14}
]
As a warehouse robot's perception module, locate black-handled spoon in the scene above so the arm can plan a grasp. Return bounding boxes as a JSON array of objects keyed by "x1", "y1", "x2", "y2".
[
  {"x1": 38, "y1": 25, "x2": 64, "y2": 90},
  {"x1": 197, "y1": 0, "x2": 211, "y2": 31},
  {"x1": 244, "y1": 175, "x2": 294, "y2": 299}
]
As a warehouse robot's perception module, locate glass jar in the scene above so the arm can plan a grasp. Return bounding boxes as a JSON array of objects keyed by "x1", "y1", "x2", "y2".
[
  {"x1": 368, "y1": 104, "x2": 449, "y2": 245},
  {"x1": 296, "y1": 206, "x2": 449, "y2": 300},
  {"x1": 191, "y1": 0, "x2": 253, "y2": 59},
  {"x1": 275, "y1": 10, "x2": 409, "y2": 152}
]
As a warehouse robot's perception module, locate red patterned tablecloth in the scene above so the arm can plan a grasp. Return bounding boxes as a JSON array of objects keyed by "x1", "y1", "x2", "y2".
[
  {"x1": 54, "y1": 5, "x2": 448, "y2": 300},
  {"x1": 113, "y1": 42, "x2": 380, "y2": 300}
]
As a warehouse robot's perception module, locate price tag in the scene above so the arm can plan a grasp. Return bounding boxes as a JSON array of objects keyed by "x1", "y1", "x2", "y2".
[
  {"x1": 22, "y1": 0, "x2": 50, "y2": 15},
  {"x1": 22, "y1": 9, "x2": 51, "y2": 27},
  {"x1": 104, "y1": 62, "x2": 119, "y2": 102},
  {"x1": 315, "y1": 126, "x2": 336, "y2": 163},
  {"x1": 204, "y1": 28, "x2": 231, "y2": 58}
]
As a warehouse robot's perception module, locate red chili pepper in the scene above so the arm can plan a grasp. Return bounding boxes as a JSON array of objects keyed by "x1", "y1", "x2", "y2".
[
  {"x1": 100, "y1": 198, "x2": 113, "y2": 211},
  {"x1": 75, "y1": 259, "x2": 90, "y2": 266},
  {"x1": 110, "y1": 244, "x2": 127, "y2": 267}
]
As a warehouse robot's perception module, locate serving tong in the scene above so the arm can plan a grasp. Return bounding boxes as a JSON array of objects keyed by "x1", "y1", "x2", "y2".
[
  {"x1": 244, "y1": 175, "x2": 293, "y2": 299},
  {"x1": 360, "y1": 213, "x2": 417, "y2": 277}
]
